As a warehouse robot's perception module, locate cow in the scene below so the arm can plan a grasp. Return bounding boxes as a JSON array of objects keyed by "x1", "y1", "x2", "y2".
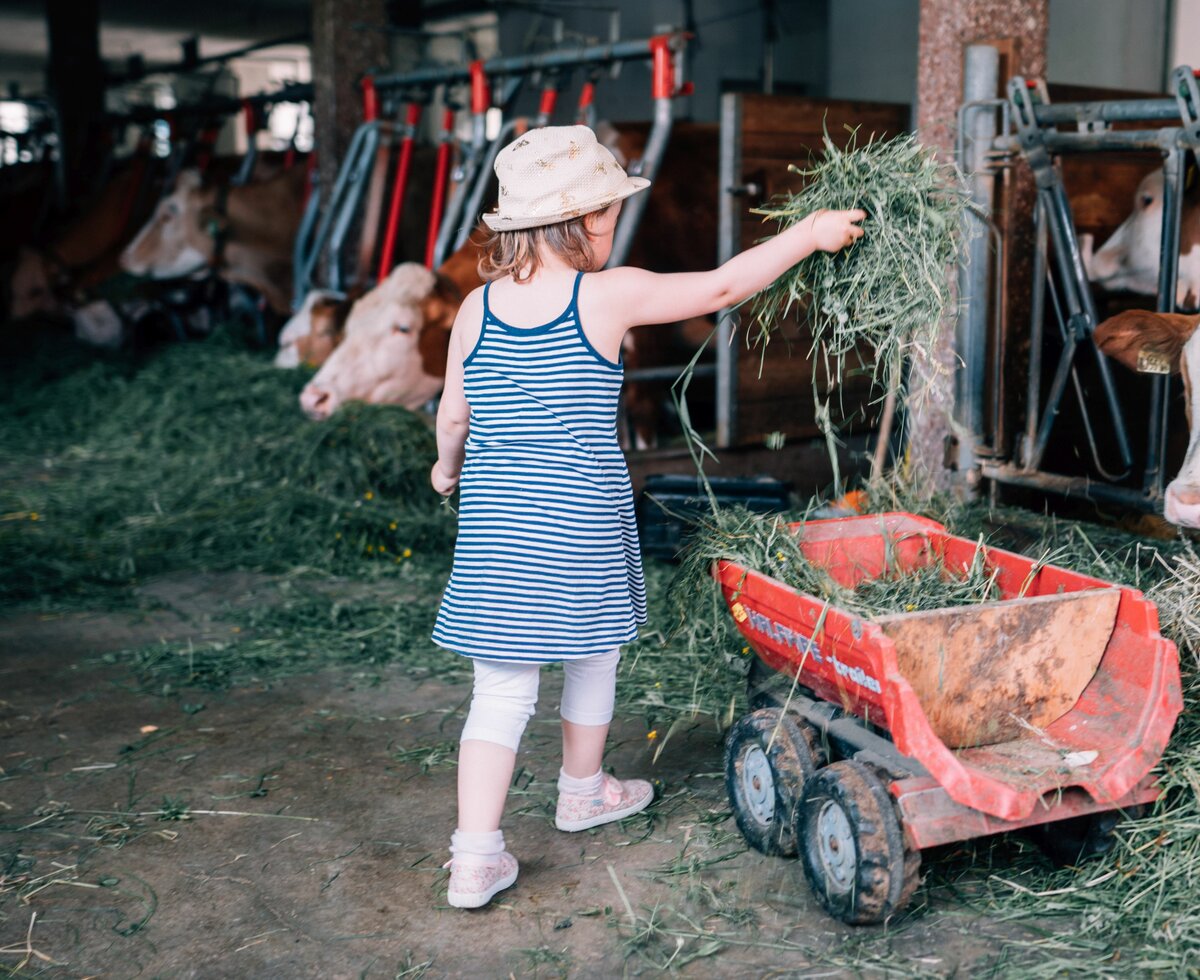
[
  {"x1": 8, "y1": 153, "x2": 294, "y2": 324},
  {"x1": 1095, "y1": 309, "x2": 1200, "y2": 527},
  {"x1": 120, "y1": 164, "x2": 307, "y2": 315},
  {"x1": 1082, "y1": 170, "x2": 1200, "y2": 310},
  {"x1": 292, "y1": 122, "x2": 720, "y2": 447},
  {"x1": 275, "y1": 289, "x2": 357, "y2": 368}
]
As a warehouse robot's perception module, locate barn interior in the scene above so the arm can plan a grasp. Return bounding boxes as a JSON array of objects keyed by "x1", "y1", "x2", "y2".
[{"x1": 2, "y1": 1, "x2": 1200, "y2": 975}]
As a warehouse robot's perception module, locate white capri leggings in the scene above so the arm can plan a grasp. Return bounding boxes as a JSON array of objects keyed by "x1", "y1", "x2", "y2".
[{"x1": 460, "y1": 648, "x2": 620, "y2": 752}]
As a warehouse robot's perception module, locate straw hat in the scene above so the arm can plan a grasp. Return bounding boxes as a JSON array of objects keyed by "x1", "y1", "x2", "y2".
[{"x1": 482, "y1": 124, "x2": 650, "y2": 232}]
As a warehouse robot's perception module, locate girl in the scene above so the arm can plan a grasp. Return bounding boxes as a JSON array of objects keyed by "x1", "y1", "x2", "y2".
[{"x1": 431, "y1": 125, "x2": 864, "y2": 909}]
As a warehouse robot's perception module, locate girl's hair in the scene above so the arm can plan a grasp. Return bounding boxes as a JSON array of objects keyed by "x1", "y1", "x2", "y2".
[{"x1": 478, "y1": 206, "x2": 610, "y2": 283}]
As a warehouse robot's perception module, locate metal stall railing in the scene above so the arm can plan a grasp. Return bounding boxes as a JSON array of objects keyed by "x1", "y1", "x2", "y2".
[
  {"x1": 958, "y1": 65, "x2": 1200, "y2": 514},
  {"x1": 295, "y1": 33, "x2": 691, "y2": 308}
]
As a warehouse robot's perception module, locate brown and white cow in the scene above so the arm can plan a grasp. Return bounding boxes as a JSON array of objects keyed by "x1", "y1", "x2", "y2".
[
  {"x1": 1095, "y1": 309, "x2": 1200, "y2": 527},
  {"x1": 291, "y1": 123, "x2": 719, "y2": 446},
  {"x1": 1083, "y1": 170, "x2": 1200, "y2": 309},
  {"x1": 120, "y1": 165, "x2": 307, "y2": 315}
]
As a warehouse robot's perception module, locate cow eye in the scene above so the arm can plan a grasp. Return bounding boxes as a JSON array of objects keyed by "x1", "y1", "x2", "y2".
[
  {"x1": 1141, "y1": 195, "x2": 1154, "y2": 208},
  {"x1": 392, "y1": 323, "x2": 411, "y2": 334}
]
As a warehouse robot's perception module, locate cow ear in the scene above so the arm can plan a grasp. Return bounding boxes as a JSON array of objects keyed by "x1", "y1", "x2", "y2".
[{"x1": 420, "y1": 274, "x2": 461, "y2": 333}]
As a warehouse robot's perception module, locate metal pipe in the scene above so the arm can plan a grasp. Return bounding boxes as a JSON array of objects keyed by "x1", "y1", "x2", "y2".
[
  {"x1": 376, "y1": 102, "x2": 424, "y2": 282},
  {"x1": 625, "y1": 364, "x2": 716, "y2": 382},
  {"x1": 425, "y1": 108, "x2": 455, "y2": 269},
  {"x1": 432, "y1": 63, "x2": 491, "y2": 268},
  {"x1": 993, "y1": 129, "x2": 1183, "y2": 154},
  {"x1": 1030, "y1": 97, "x2": 1183, "y2": 125},
  {"x1": 453, "y1": 116, "x2": 523, "y2": 253},
  {"x1": 370, "y1": 35, "x2": 680, "y2": 90},
  {"x1": 715, "y1": 91, "x2": 742, "y2": 449},
  {"x1": 981, "y1": 462, "x2": 1163, "y2": 513},
  {"x1": 954, "y1": 45, "x2": 1000, "y2": 487},
  {"x1": 327, "y1": 124, "x2": 382, "y2": 291},
  {"x1": 607, "y1": 95, "x2": 673, "y2": 267}
]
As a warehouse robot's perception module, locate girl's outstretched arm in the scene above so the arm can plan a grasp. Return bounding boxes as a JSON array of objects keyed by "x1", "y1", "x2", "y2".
[
  {"x1": 592, "y1": 208, "x2": 865, "y2": 332},
  {"x1": 431, "y1": 294, "x2": 477, "y2": 496}
]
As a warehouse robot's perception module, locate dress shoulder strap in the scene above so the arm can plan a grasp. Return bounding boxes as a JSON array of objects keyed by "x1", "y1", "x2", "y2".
[
  {"x1": 570, "y1": 270, "x2": 584, "y2": 312},
  {"x1": 482, "y1": 280, "x2": 493, "y2": 321}
]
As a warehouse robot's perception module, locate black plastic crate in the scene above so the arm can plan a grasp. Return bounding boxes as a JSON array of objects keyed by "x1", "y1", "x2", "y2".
[{"x1": 636, "y1": 474, "x2": 791, "y2": 560}]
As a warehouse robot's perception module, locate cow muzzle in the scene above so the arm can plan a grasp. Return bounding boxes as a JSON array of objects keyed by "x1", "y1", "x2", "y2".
[
  {"x1": 300, "y1": 383, "x2": 338, "y2": 421},
  {"x1": 1164, "y1": 480, "x2": 1200, "y2": 528}
]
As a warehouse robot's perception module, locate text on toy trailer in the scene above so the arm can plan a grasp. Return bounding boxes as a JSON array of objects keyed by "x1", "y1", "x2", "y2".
[{"x1": 740, "y1": 605, "x2": 883, "y2": 695}]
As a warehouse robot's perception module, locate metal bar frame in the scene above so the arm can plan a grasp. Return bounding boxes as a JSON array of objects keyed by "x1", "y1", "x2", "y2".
[{"x1": 979, "y1": 68, "x2": 1198, "y2": 513}]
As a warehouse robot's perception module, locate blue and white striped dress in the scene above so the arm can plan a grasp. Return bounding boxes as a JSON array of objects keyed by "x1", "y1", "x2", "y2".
[{"x1": 432, "y1": 271, "x2": 648, "y2": 663}]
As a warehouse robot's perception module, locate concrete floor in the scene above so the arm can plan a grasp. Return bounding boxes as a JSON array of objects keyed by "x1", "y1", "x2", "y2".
[{"x1": 0, "y1": 571, "x2": 1030, "y2": 978}]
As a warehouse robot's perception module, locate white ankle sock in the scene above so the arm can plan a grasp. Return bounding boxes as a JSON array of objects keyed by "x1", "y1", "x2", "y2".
[
  {"x1": 558, "y1": 768, "x2": 604, "y2": 797},
  {"x1": 450, "y1": 828, "x2": 505, "y2": 865}
]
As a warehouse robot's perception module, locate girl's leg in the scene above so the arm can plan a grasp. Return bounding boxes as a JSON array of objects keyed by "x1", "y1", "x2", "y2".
[
  {"x1": 556, "y1": 649, "x2": 653, "y2": 832},
  {"x1": 559, "y1": 648, "x2": 621, "y2": 778},
  {"x1": 447, "y1": 658, "x2": 539, "y2": 908},
  {"x1": 457, "y1": 658, "x2": 541, "y2": 831}
]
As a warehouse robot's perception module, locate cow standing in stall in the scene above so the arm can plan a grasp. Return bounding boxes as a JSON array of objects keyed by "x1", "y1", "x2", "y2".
[
  {"x1": 121, "y1": 165, "x2": 308, "y2": 316},
  {"x1": 1095, "y1": 309, "x2": 1200, "y2": 527},
  {"x1": 1082, "y1": 169, "x2": 1200, "y2": 309},
  {"x1": 289, "y1": 123, "x2": 719, "y2": 448}
]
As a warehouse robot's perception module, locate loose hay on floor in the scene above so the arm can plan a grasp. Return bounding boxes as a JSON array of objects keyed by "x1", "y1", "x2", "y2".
[{"x1": 0, "y1": 333, "x2": 452, "y2": 604}]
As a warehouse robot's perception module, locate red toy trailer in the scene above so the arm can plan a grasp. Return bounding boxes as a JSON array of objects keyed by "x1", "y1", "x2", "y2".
[{"x1": 716, "y1": 512, "x2": 1182, "y2": 924}]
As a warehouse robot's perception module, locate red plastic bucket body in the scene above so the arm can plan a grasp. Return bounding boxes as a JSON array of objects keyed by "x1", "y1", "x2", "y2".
[{"x1": 716, "y1": 512, "x2": 1183, "y2": 822}]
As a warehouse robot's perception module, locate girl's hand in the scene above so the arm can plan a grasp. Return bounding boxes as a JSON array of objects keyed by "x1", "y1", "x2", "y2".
[
  {"x1": 430, "y1": 461, "x2": 459, "y2": 496},
  {"x1": 808, "y1": 208, "x2": 867, "y2": 253}
]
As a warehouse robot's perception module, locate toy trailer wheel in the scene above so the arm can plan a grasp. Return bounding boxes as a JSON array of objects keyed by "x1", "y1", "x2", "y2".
[
  {"x1": 1028, "y1": 806, "x2": 1147, "y2": 866},
  {"x1": 724, "y1": 708, "x2": 824, "y2": 857},
  {"x1": 798, "y1": 760, "x2": 920, "y2": 924}
]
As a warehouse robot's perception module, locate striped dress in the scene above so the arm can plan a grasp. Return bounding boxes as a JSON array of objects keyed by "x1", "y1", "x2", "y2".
[{"x1": 432, "y1": 271, "x2": 648, "y2": 663}]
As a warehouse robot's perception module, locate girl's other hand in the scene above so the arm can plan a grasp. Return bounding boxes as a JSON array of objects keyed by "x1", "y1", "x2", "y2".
[
  {"x1": 809, "y1": 208, "x2": 867, "y2": 253},
  {"x1": 431, "y1": 461, "x2": 459, "y2": 496}
]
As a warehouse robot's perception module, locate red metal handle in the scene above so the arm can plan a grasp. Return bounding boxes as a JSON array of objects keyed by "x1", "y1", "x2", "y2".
[
  {"x1": 424, "y1": 108, "x2": 457, "y2": 268},
  {"x1": 469, "y1": 60, "x2": 490, "y2": 115},
  {"x1": 242, "y1": 99, "x2": 258, "y2": 136},
  {"x1": 377, "y1": 102, "x2": 425, "y2": 281},
  {"x1": 650, "y1": 35, "x2": 673, "y2": 100},
  {"x1": 538, "y1": 87, "x2": 558, "y2": 118},
  {"x1": 361, "y1": 76, "x2": 379, "y2": 122},
  {"x1": 577, "y1": 81, "x2": 595, "y2": 111}
]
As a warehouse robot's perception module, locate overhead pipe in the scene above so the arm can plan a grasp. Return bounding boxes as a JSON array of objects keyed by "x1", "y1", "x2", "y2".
[{"x1": 607, "y1": 34, "x2": 692, "y2": 267}]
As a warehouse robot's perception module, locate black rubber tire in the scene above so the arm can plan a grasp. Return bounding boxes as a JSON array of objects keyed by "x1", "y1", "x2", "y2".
[
  {"x1": 724, "y1": 708, "x2": 823, "y2": 857},
  {"x1": 1028, "y1": 806, "x2": 1147, "y2": 866},
  {"x1": 798, "y1": 760, "x2": 921, "y2": 924},
  {"x1": 747, "y1": 654, "x2": 816, "y2": 712}
]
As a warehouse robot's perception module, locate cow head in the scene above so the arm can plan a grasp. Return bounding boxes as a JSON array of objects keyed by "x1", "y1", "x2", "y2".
[
  {"x1": 1088, "y1": 172, "x2": 1168, "y2": 296},
  {"x1": 1096, "y1": 309, "x2": 1200, "y2": 527},
  {"x1": 1166, "y1": 331, "x2": 1200, "y2": 527},
  {"x1": 298, "y1": 263, "x2": 459, "y2": 420},
  {"x1": 8, "y1": 246, "x2": 68, "y2": 320},
  {"x1": 275, "y1": 290, "x2": 351, "y2": 369},
  {"x1": 119, "y1": 169, "x2": 217, "y2": 280}
]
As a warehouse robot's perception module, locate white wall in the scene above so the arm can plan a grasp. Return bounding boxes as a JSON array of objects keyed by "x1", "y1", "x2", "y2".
[
  {"x1": 827, "y1": 0, "x2": 919, "y2": 112},
  {"x1": 1048, "y1": 0, "x2": 1169, "y2": 91},
  {"x1": 1171, "y1": 0, "x2": 1200, "y2": 71}
]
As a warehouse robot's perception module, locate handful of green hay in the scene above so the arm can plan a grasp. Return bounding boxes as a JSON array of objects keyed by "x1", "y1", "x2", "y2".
[{"x1": 747, "y1": 131, "x2": 970, "y2": 395}]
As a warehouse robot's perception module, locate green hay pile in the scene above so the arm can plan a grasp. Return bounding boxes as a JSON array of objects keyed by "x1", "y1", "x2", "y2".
[
  {"x1": 746, "y1": 131, "x2": 970, "y2": 396},
  {"x1": 0, "y1": 333, "x2": 452, "y2": 603}
]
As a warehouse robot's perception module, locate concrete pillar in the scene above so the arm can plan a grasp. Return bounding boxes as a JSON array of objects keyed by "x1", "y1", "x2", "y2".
[
  {"x1": 311, "y1": 0, "x2": 389, "y2": 180},
  {"x1": 45, "y1": 0, "x2": 104, "y2": 202},
  {"x1": 908, "y1": 0, "x2": 1047, "y2": 491}
]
